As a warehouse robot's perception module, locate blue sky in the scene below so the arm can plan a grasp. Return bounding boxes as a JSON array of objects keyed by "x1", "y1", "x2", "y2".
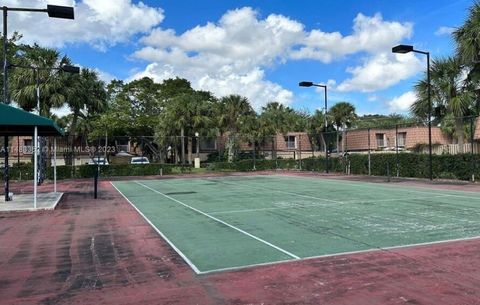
[{"x1": 5, "y1": 0, "x2": 474, "y2": 115}]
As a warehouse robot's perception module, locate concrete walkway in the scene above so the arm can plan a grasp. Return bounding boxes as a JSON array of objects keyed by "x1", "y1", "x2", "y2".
[{"x1": 0, "y1": 192, "x2": 63, "y2": 212}]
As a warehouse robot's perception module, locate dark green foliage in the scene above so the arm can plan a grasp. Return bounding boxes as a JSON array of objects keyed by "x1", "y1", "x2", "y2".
[
  {"x1": 208, "y1": 153, "x2": 478, "y2": 181},
  {"x1": 1, "y1": 163, "x2": 191, "y2": 180}
]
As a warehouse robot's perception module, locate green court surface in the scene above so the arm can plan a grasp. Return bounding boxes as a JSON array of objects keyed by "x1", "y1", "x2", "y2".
[{"x1": 112, "y1": 175, "x2": 480, "y2": 274}]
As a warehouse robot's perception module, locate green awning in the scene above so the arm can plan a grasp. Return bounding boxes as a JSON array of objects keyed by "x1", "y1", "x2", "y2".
[{"x1": 0, "y1": 103, "x2": 64, "y2": 136}]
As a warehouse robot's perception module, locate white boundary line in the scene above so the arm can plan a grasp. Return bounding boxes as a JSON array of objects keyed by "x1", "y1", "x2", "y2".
[
  {"x1": 208, "y1": 194, "x2": 452, "y2": 215},
  {"x1": 270, "y1": 174, "x2": 480, "y2": 201},
  {"x1": 135, "y1": 181, "x2": 300, "y2": 260},
  {"x1": 199, "y1": 234, "x2": 480, "y2": 275},
  {"x1": 110, "y1": 182, "x2": 202, "y2": 274}
]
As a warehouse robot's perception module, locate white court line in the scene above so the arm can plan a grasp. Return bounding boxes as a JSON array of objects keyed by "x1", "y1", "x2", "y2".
[
  {"x1": 208, "y1": 194, "x2": 453, "y2": 215},
  {"x1": 199, "y1": 234, "x2": 480, "y2": 275},
  {"x1": 135, "y1": 181, "x2": 300, "y2": 260},
  {"x1": 270, "y1": 174, "x2": 480, "y2": 201},
  {"x1": 110, "y1": 182, "x2": 202, "y2": 274}
]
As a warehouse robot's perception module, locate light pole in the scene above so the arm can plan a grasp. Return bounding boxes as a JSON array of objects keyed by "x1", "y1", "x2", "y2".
[
  {"x1": 299, "y1": 81, "x2": 329, "y2": 173},
  {"x1": 392, "y1": 44, "x2": 432, "y2": 181},
  {"x1": 2, "y1": 4, "x2": 74, "y2": 201}
]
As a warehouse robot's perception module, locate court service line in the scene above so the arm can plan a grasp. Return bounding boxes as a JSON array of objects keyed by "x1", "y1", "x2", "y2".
[
  {"x1": 270, "y1": 175, "x2": 480, "y2": 201},
  {"x1": 207, "y1": 194, "x2": 453, "y2": 215},
  {"x1": 110, "y1": 182, "x2": 202, "y2": 274},
  {"x1": 135, "y1": 181, "x2": 300, "y2": 260}
]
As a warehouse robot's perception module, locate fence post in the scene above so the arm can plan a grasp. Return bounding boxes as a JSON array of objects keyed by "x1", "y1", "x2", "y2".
[
  {"x1": 395, "y1": 124, "x2": 399, "y2": 177},
  {"x1": 298, "y1": 134, "x2": 302, "y2": 170},
  {"x1": 368, "y1": 128, "x2": 371, "y2": 175},
  {"x1": 252, "y1": 137, "x2": 256, "y2": 171},
  {"x1": 471, "y1": 116, "x2": 475, "y2": 182}
]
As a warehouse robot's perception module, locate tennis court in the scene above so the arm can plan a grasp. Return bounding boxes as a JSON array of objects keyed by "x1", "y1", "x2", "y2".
[{"x1": 112, "y1": 175, "x2": 480, "y2": 274}]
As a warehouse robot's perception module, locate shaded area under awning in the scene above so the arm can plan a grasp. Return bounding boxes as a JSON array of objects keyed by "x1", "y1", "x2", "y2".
[{"x1": 0, "y1": 103, "x2": 64, "y2": 136}]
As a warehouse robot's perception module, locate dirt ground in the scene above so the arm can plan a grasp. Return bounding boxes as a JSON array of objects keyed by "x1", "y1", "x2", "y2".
[{"x1": 1, "y1": 172, "x2": 480, "y2": 305}]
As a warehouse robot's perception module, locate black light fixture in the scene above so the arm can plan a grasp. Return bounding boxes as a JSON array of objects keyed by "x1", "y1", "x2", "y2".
[
  {"x1": 299, "y1": 81, "x2": 314, "y2": 87},
  {"x1": 47, "y1": 5, "x2": 75, "y2": 19},
  {"x1": 392, "y1": 45, "x2": 414, "y2": 54},
  {"x1": 61, "y1": 65, "x2": 80, "y2": 74}
]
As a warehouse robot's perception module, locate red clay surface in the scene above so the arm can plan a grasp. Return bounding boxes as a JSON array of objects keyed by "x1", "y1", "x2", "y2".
[{"x1": 1, "y1": 173, "x2": 480, "y2": 305}]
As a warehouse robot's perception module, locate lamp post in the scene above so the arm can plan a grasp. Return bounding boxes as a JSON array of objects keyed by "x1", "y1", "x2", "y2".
[
  {"x1": 2, "y1": 4, "x2": 74, "y2": 201},
  {"x1": 392, "y1": 44, "x2": 432, "y2": 181},
  {"x1": 299, "y1": 81, "x2": 329, "y2": 173}
]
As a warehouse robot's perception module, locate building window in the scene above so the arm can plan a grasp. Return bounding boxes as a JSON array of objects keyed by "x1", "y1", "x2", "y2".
[
  {"x1": 376, "y1": 134, "x2": 386, "y2": 148},
  {"x1": 199, "y1": 138, "x2": 217, "y2": 151},
  {"x1": 23, "y1": 139, "x2": 33, "y2": 154},
  {"x1": 284, "y1": 135, "x2": 297, "y2": 149},
  {"x1": 397, "y1": 132, "x2": 406, "y2": 147}
]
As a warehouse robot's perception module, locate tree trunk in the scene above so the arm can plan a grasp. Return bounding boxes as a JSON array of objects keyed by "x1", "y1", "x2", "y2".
[
  {"x1": 456, "y1": 118, "x2": 465, "y2": 154},
  {"x1": 320, "y1": 133, "x2": 326, "y2": 154},
  {"x1": 181, "y1": 127, "x2": 185, "y2": 165},
  {"x1": 336, "y1": 132, "x2": 340, "y2": 155},
  {"x1": 227, "y1": 135, "x2": 235, "y2": 163},
  {"x1": 65, "y1": 109, "x2": 79, "y2": 166},
  {"x1": 187, "y1": 136, "x2": 192, "y2": 164}
]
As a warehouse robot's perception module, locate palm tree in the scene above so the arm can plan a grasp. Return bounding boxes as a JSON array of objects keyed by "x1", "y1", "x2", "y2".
[
  {"x1": 156, "y1": 90, "x2": 217, "y2": 164},
  {"x1": 217, "y1": 95, "x2": 255, "y2": 162},
  {"x1": 454, "y1": 2, "x2": 480, "y2": 85},
  {"x1": 307, "y1": 109, "x2": 328, "y2": 152},
  {"x1": 328, "y1": 102, "x2": 357, "y2": 153},
  {"x1": 10, "y1": 45, "x2": 70, "y2": 116},
  {"x1": 411, "y1": 57, "x2": 474, "y2": 152},
  {"x1": 66, "y1": 68, "x2": 107, "y2": 138},
  {"x1": 259, "y1": 102, "x2": 296, "y2": 158}
]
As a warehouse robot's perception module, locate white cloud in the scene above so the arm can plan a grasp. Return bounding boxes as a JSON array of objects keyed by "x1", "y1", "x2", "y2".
[
  {"x1": 435, "y1": 26, "x2": 455, "y2": 36},
  {"x1": 132, "y1": 7, "x2": 415, "y2": 109},
  {"x1": 290, "y1": 13, "x2": 413, "y2": 63},
  {"x1": 4, "y1": 0, "x2": 164, "y2": 50},
  {"x1": 387, "y1": 91, "x2": 418, "y2": 112},
  {"x1": 336, "y1": 52, "x2": 424, "y2": 92}
]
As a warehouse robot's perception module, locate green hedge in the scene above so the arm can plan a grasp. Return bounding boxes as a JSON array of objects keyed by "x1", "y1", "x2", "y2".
[
  {"x1": 1, "y1": 163, "x2": 192, "y2": 180},
  {"x1": 2, "y1": 153, "x2": 479, "y2": 181},
  {"x1": 208, "y1": 153, "x2": 479, "y2": 181}
]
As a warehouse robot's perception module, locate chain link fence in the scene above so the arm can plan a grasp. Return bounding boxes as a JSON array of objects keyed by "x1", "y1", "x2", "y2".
[{"x1": 2, "y1": 115, "x2": 480, "y2": 184}]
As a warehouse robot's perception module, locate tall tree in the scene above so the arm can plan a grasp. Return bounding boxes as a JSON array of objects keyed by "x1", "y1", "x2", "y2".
[
  {"x1": 156, "y1": 90, "x2": 217, "y2": 164},
  {"x1": 411, "y1": 57, "x2": 474, "y2": 152},
  {"x1": 328, "y1": 102, "x2": 357, "y2": 153},
  {"x1": 218, "y1": 95, "x2": 255, "y2": 162},
  {"x1": 454, "y1": 1, "x2": 480, "y2": 104},
  {"x1": 9, "y1": 44, "x2": 70, "y2": 116},
  {"x1": 66, "y1": 68, "x2": 107, "y2": 138}
]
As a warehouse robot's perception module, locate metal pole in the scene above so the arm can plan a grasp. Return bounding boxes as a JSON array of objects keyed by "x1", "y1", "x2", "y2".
[
  {"x1": 33, "y1": 126, "x2": 37, "y2": 209},
  {"x1": 36, "y1": 68, "x2": 43, "y2": 186},
  {"x1": 471, "y1": 116, "x2": 475, "y2": 182},
  {"x1": 324, "y1": 86, "x2": 329, "y2": 173},
  {"x1": 368, "y1": 128, "x2": 371, "y2": 175},
  {"x1": 395, "y1": 124, "x2": 399, "y2": 177},
  {"x1": 427, "y1": 52, "x2": 433, "y2": 180},
  {"x1": 252, "y1": 137, "x2": 256, "y2": 171},
  {"x1": 298, "y1": 134, "x2": 302, "y2": 170},
  {"x1": 54, "y1": 137, "x2": 57, "y2": 193},
  {"x1": 3, "y1": 7, "x2": 10, "y2": 202}
]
